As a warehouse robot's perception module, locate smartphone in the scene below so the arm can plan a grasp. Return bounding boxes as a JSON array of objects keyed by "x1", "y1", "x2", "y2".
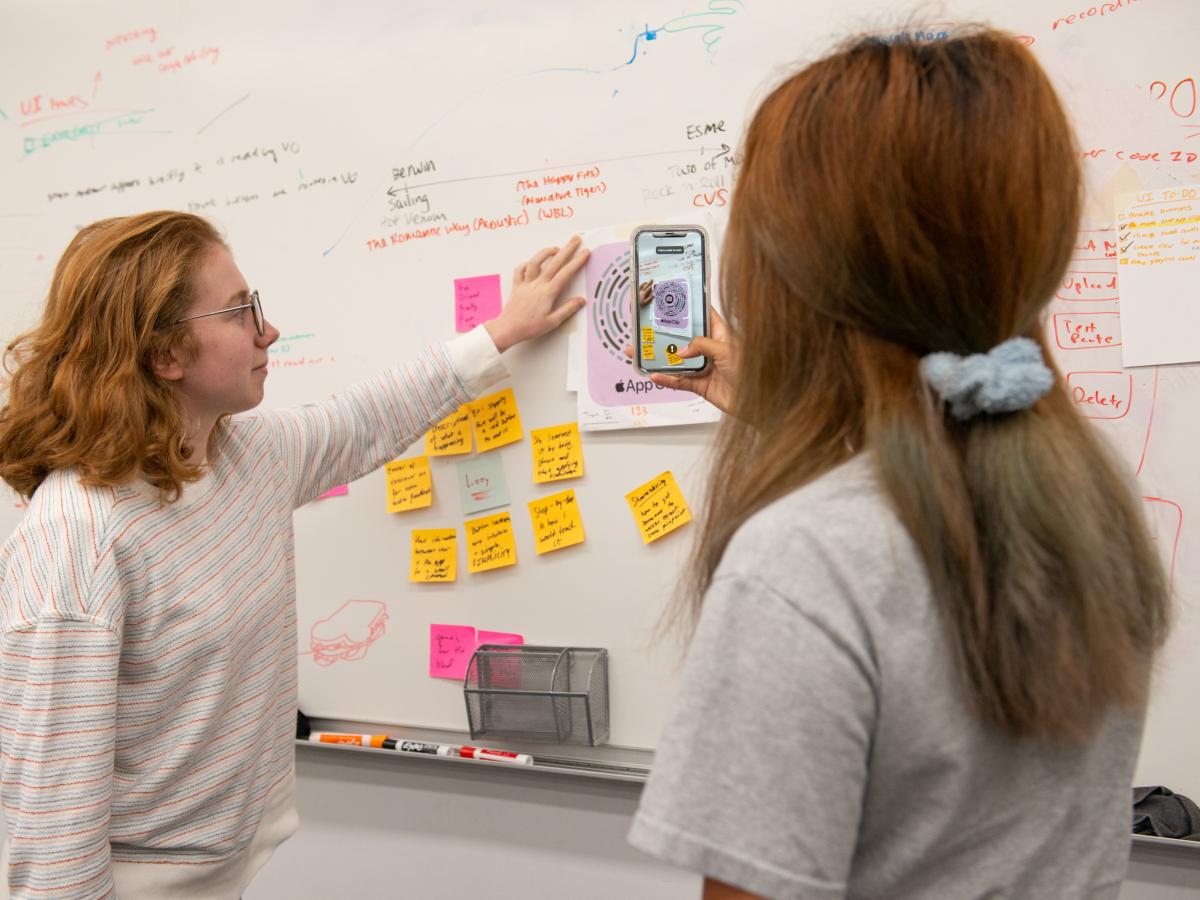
[{"x1": 630, "y1": 225, "x2": 710, "y2": 376}]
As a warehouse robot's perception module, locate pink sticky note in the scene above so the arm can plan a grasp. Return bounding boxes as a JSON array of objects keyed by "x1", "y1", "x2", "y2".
[
  {"x1": 476, "y1": 631, "x2": 525, "y2": 688},
  {"x1": 317, "y1": 484, "x2": 349, "y2": 500},
  {"x1": 430, "y1": 624, "x2": 476, "y2": 680},
  {"x1": 454, "y1": 274, "x2": 503, "y2": 333},
  {"x1": 476, "y1": 630, "x2": 524, "y2": 647}
]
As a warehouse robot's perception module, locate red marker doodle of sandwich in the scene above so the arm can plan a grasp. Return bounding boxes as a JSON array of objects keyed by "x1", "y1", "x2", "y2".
[{"x1": 309, "y1": 600, "x2": 389, "y2": 666}]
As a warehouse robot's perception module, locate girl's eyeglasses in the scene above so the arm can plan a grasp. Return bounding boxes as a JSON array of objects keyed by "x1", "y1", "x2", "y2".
[{"x1": 176, "y1": 290, "x2": 264, "y2": 336}]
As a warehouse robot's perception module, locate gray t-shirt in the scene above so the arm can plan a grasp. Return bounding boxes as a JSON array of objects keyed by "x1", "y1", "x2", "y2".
[{"x1": 629, "y1": 454, "x2": 1142, "y2": 899}]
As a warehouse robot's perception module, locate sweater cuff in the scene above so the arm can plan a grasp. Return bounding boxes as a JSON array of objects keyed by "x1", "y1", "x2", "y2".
[{"x1": 444, "y1": 325, "x2": 509, "y2": 398}]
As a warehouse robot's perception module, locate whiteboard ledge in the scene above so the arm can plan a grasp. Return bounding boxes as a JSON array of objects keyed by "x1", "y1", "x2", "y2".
[
  {"x1": 1131, "y1": 834, "x2": 1200, "y2": 853},
  {"x1": 296, "y1": 717, "x2": 652, "y2": 784}
]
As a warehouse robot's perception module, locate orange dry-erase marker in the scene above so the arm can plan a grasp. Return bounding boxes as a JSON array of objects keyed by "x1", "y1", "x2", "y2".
[{"x1": 309, "y1": 732, "x2": 393, "y2": 748}]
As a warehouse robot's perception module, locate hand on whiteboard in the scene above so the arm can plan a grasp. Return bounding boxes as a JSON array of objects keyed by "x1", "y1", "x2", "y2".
[
  {"x1": 484, "y1": 236, "x2": 589, "y2": 353},
  {"x1": 625, "y1": 307, "x2": 738, "y2": 414}
]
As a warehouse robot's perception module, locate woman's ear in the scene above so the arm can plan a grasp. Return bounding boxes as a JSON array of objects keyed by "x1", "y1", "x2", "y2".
[{"x1": 151, "y1": 347, "x2": 185, "y2": 382}]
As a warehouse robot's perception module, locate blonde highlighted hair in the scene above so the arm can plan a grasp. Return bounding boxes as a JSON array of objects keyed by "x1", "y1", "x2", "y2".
[
  {"x1": 686, "y1": 29, "x2": 1169, "y2": 740},
  {"x1": 0, "y1": 211, "x2": 225, "y2": 500}
]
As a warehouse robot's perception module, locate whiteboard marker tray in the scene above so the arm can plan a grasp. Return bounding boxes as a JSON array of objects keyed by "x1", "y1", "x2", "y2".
[{"x1": 297, "y1": 717, "x2": 652, "y2": 784}]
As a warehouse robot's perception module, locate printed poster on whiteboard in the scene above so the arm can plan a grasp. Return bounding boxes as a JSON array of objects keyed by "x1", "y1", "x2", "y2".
[{"x1": 568, "y1": 219, "x2": 724, "y2": 431}]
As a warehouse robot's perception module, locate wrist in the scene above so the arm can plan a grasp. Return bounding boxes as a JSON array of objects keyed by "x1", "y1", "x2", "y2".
[{"x1": 484, "y1": 319, "x2": 517, "y2": 354}]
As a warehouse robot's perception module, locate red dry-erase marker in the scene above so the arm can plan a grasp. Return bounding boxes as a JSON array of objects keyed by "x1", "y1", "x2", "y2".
[{"x1": 455, "y1": 745, "x2": 533, "y2": 765}]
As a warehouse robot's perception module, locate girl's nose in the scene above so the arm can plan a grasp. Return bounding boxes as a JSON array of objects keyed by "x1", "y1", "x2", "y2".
[{"x1": 258, "y1": 317, "x2": 280, "y2": 346}]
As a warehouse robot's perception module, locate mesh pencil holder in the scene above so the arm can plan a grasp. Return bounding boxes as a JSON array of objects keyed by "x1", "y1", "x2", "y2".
[{"x1": 464, "y1": 645, "x2": 610, "y2": 745}]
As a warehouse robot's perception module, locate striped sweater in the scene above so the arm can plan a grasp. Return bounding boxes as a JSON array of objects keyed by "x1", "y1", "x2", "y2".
[{"x1": 0, "y1": 328, "x2": 505, "y2": 898}]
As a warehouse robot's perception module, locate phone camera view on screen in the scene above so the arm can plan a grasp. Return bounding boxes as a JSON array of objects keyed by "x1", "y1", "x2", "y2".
[{"x1": 633, "y1": 227, "x2": 708, "y2": 374}]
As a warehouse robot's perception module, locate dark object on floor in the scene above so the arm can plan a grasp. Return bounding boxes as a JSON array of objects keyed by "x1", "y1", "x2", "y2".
[{"x1": 1132, "y1": 786, "x2": 1200, "y2": 840}]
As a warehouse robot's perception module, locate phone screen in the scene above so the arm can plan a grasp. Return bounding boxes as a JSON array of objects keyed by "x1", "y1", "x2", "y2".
[{"x1": 633, "y1": 228, "x2": 707, "y2": 374}]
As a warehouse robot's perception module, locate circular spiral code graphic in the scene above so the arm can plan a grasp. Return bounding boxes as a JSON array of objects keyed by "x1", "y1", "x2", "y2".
[
  {"x1": 654, "y1": 279, "x2": 689, "y2": 319},
  {"x1": 590, "y1": 250, "x2": 633, "y2": 365}
]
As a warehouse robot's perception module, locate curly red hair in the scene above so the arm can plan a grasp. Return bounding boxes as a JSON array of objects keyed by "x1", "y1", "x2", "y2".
[{"x1": 0, "y1": 211, "x2": 225, "y2": 500}]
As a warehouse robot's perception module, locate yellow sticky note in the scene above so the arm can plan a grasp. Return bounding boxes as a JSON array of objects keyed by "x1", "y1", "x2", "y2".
[
  {"x1": 424, "y1": 405, "x2": 473, "y2": 456},
  {"x1": 464, "y1": 511, "x2": 518, "y2": 574},
  {"x1": 528, "y1": 489, "x2": 585, "y2": 555},
  {"x1": 665, "y1": 350, "x2": 683, "y2": 366},
  {"x1": 410, "y1": 528, "x2": 457, "y2": 582},
  {"x1": 470, "y1": 387, "x2": 523, "y2": 453},
  {"x1": 641, "y1": 326, "x2": 653, "y2": 343},
  {"x1": 386, "y1": 457, "x2": 433, "y2": 512},
  {"x1": 625, "y1": 470, "x2": 692, "y2": 544},
  {"x1": 641, "y1": 343, "x2": 656, "y2": 360},
  {"x1": 530, "y1": 422, "x2": 584, "y2": 483}
]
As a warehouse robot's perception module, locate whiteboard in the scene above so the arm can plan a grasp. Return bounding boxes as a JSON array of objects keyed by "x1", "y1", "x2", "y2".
[{"x1": 1, "y1": 1, "x2": 1197, "y2": 791}]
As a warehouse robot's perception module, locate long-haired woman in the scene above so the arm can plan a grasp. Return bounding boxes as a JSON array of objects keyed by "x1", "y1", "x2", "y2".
[{"x1": 630, "y1": 29, "x2": 1169, "y2": 900}]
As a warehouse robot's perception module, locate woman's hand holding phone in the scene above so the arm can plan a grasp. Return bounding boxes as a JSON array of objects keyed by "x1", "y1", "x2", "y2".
[{"x1": 625, "y1": 307, "x2": 738, "y2": 414}]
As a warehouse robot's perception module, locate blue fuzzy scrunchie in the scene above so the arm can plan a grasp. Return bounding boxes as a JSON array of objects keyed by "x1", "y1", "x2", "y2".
[{"x1": 919, "y1": 336, "x2": 1054, "y2": 421}]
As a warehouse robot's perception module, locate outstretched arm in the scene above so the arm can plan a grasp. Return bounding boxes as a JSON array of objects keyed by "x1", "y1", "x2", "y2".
[{"x1": 257, "y1": 239, "x2": 589, "y2": 508}]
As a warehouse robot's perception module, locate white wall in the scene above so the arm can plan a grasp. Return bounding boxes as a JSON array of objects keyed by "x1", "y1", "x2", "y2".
[
  {"x1": 1125, "y1": 849, "x2": 1200, "y2": 900},
  {"x1": 247, "y1": 749, "x2": 698, "y2": 899},
  {"x1": 240, "y1": 749, "x2": 1200, "y2": 899}
]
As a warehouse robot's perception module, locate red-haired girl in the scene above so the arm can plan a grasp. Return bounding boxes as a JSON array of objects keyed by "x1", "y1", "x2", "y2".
[{"x1": 0, "y1": 211, "x2": 586, "y2": 898}]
